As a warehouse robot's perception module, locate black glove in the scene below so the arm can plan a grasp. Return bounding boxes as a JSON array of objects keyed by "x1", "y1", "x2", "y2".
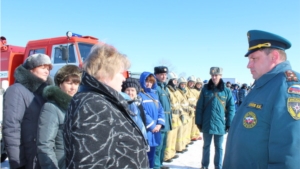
[
  {"x1": 197, "y1": 124, "x2": 202, "y2": 131},
  {"x1": 225, "y1": 126, "x2": 230, "y2": 133}
]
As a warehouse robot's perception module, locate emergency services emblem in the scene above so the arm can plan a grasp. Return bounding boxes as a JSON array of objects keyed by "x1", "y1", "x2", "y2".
[
  {"x1": 243, "y1": 111, "x2": 257, "y2": 128},
  {"x1": 288, "y1": 85, "x2": 300, "y2": 95},
  {"x1": 287, "y1": 97, "x2": 300, "y2": 120}
]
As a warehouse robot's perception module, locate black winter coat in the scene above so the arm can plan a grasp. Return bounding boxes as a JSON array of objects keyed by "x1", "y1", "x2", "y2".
[
  {"x1": 2, "y1": 65, "x2": 53, "y2": 169},
  {"x1": 37, "y1": 86, "x2": 71, "y2": 169},
  {"x1": 63, "y1": 72, "x2": 149, "y2": 169}
]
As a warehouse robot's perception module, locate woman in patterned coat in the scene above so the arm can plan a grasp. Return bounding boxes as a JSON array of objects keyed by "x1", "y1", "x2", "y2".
[{"x1": 63, "y1": 44, "x2": 149, "y2": 169}]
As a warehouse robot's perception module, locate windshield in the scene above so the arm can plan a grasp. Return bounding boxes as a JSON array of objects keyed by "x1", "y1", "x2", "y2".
[{"x1": 78, "y1": 43, "x2": 94, "y2": 62}]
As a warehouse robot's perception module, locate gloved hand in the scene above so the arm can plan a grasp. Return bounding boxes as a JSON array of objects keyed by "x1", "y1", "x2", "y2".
[
  {"x1": 225, "y1": 126, "x2": 230, "y2": 133},
  {"x1": 197, "y1": 124, "x2": 202, "y2": 131}
]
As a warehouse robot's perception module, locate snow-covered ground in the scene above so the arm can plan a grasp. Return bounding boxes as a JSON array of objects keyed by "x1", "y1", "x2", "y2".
[
  {"x1": 1, "y1": 134, "x2": 228, "y2": 169},
  {"x1": 162, "y1": 134, "x2": 227, "y2": 169}
]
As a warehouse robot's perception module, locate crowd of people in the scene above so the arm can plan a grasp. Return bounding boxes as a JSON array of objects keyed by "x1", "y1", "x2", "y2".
[{"x1": 2, "y1": 29, "x2": 300, "y2": 169}]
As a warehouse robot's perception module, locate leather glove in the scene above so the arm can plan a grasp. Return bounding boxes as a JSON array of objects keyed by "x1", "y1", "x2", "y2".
[
  {"x1": 225, "y1": 126, "x2": 230, "y2": 133},
  {"x1": 197, "y1": 124, "x2": 202, "y2": 131}
]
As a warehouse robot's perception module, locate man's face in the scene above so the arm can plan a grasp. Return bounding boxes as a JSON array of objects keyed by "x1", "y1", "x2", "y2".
[
  {"x1": 247, "y1": 50, "x2": 274, "y2": 80},
  {"x1": 195, "y1": 83, "x2": 202, "y2": 89},
  {"x1": 211, "y1": 74, "x2": 222, "y2": 85},
  {"x1": 188, "y1": 81, "x2": 195, "y2": 88},
  {"x1": 180, "y1": 83, "x2": 186, "y2": 89},
  {"x1": 156, "y1": 73, "x2": 167, "y2": 82}
]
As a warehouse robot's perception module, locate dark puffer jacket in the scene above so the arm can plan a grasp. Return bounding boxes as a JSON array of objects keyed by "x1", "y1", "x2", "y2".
[
  {"x1": 37, "y1": 86, "x2": 72, "y2": 169},
  {"x1": 63, "y1": 71, "x2": 149, "y2": 169},
  {"x1": 3, "y1": 65, "x2": 53, "y2": 169}
]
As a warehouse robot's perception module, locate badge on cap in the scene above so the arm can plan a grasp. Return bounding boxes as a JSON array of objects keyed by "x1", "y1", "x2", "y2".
[
  {"x1": 243, "y1": 111, "x2": 257, "y2": 128},
  {"x1": 287, "y1": 97, "x2": 300, "y2": 120}
]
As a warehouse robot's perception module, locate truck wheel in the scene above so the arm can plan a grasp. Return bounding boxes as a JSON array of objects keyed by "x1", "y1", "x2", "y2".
[{"x1": 1, "y1": 153, "x2": 7, "y2": 162}]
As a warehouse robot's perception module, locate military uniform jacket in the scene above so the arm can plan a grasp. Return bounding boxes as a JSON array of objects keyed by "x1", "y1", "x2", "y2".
[
  {"x1": 156, "y1": 81, "x2": 172, "y2": 131},
  {"x1": 223, "y1": 61, "x2": 300, "y2": 169},
  {"x1": 195, "y1": 79, "x2": 235, "y2": 135}
]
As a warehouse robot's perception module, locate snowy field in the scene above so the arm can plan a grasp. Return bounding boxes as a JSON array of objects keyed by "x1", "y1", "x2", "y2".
[
  {"x1": 162, "y1": 134, "x2": 227, "y2": 169},
  {"x1": 1, "y1": 135, "x2": 228, "y2": 169}
]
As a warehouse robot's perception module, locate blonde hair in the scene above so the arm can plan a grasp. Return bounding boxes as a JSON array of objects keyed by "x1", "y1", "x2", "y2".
[{"x1": 83, "y1": 43, "x2": 131, "y2": 80}]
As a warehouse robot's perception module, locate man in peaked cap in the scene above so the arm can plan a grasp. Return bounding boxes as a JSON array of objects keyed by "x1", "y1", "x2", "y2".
[
  {"x1": 195, "y1": 67, "x2": 235, "y2": 169},
  {"x1": 153, "y1": 66, "x2": 172, "y2": 169},
  {"x1": 223, "y1": 30, "x2": 300, "y2": 169}
]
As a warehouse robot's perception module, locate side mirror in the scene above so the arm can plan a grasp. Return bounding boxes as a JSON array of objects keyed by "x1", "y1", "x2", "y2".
[{"x1": 61, "y1": 46, "x2": 69, "y2": 61}]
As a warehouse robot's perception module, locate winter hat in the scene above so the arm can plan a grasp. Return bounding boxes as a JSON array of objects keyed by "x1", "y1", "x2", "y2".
[
  {"x1": 23, "y1": 53, "x2": 52, "y2": 70},
  {"x1": 210, "y1": 67, "x2": 223, "y2": 75},
  {"x1": 54, "y1": 65, "x2": 82, "y2": 86},
  {"x1": 122, "y1": 77, "x2": 141, "y2": 93},
  {"x1": 154, "y1": 66, "x2": 168, "y2": 74}
]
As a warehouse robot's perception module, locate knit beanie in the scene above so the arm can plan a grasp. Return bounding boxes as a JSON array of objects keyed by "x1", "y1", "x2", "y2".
[
  {"x1": 122, "y1": 77, "x2": 141, "y2": 93},
  {"x1": 23, "y1": 53, "x2": 52, "y2": 70}
]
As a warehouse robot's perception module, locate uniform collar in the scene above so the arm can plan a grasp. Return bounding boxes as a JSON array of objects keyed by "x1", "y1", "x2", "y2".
[
  {"x1": 254, "y1": 61, "x2": 292, "y2": 88},
  {"x1": 157, "y1": 81, "x2": 167, "y2": 87}
]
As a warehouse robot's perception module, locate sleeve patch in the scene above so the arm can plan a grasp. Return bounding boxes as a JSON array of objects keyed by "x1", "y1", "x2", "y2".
[
  {"x1": 288, "y1": 85, "x2": 300, "y2": 95},
  {"x1": 285, "y1": 70, "x2": 298, "y2": 82}
]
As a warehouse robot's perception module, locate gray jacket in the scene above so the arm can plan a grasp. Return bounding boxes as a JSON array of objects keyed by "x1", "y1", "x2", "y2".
[
  {"x1": 2, "y1": 65, "x2": 52, "y2": 169},
  {"x1": 37, "y1": 86, "x2": 71, "y2": 169}
]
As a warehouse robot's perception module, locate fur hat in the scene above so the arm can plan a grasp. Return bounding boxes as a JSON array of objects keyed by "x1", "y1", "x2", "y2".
[
  {"x1": 122, "y1": 77, "x2": 141, "y2": 93},
  {"x1": 210, "y1": 67, "x2": 223, "y2": 75},
  {"x1": 54, "y1": 65, "x2": 82, "y2": 86},
  {"x1": 23, "y1": 53, "x2": 52, "y2": 70},
  {"x1": 154, "y1": 66, "x2": 168, "y2": 74}
]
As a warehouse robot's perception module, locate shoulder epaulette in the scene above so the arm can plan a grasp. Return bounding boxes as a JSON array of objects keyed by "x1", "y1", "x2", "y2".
[{"x1": 285, "y1": 70, "x2": 298, "y2": 82}]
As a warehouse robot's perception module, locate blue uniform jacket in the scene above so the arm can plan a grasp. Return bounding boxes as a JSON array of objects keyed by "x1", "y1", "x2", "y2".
[
  {"x1": 139, "y1": 72, "x2": 165, "y2": 147},
  {"x1": 156, "y1": 81, "x2": 172, "y2": 132},
  {"x1": 195, "y1": 79, "x2": 235, "y2": 135},
  {"x1": 223, "y1": 61, "x2": 300, "y2": 169}
]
